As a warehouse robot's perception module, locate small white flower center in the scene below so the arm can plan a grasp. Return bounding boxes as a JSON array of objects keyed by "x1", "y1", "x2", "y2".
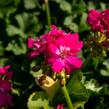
[{"x1": 56, "y1": 46, "x2": 71, "y2": 58}]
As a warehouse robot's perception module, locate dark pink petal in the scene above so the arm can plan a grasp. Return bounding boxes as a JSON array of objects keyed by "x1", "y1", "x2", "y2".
[
  {"x1": 70, "y1": 41, "x2": 83, "y2": 53},
  {"x1": 87, "y1": 9, "x2": 101, "y2": 31},
  {"x1": 63, "y1": 61, "x2": 72, "y2": 74},
  {"x1": 28, "y1": 51, "x2": 40, "y2": 59},
  {"x1": 33, "y1": 38, "x2": 41, "y2": 49},
  {"x1": 4, "y1": 65, "x2": 11, "y2": 71},
  {"x1": 55, "y1": 37, "x2": 66, "y2": 46},
  {"x1": 57, "y1": 104, "x2": 64, "y2": 109},
  {"x1": 0, "y1": 80, "x2": 12, "y2": 92},
  {"x1": 0, "y1": 92, "x2": 13, "y2": 108},
  {"x1": 0, "y1": 67, "x2": 5, "y2": 75},
  {"x1": 66, "y1": 33, "x2": 79, "y2": 42},
  {"x1": 87, "y1": 9, "x2": 100, "y2": 25},
  {"x1": 27, "y1": 37, "x2": 35, "y2": 48},
  {"x1": 52, "y1": 59, "x2": 64, "y2": 73},
  {"x1": 48, "y1": 43, "x2": 58, "y2": 54},
  {"x1": 6, "y1": 71, "x2": 13, "y2": 79},
  {"x1": 51, "y1": 25, "x2": 57, "y2": 30},
  {"x1": 66, "y1": 56, "x2": 82, "y2": 69},
  {"x1": 46, "y1": 55, "x2": 59, "y2": 64}
]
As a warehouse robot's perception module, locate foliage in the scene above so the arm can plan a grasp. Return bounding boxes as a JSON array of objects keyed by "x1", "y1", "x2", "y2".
[{"x1": 0, "y1": 0, "x2": 109, "y2": 109}]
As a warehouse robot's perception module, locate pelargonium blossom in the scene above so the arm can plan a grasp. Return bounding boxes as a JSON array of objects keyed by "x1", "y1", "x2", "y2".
[
  {"x1": 87, "y1": 9, "x2": 104, "y2": 32},
  {"x1": 27, "y1": 25, "x2": 83, "y2": 74},
  {"x1": 46, "y1": 32, "x2": 83, "y2": 74},
  {"x1": 0, "y1": 92, "x2": 13, "y2": 108},
  {"x1": 27, "y1": 37, "x2": 42, "y2": 59},
  {"x1": 0, "y1": 79, "x2": 12, "y2": 93},
  {"x1": 87, "y1": 9, "x2": 109, "y2": 34},
  {"x1": 101, "y1": 9, "x2": 109, "y2": 34},
  {"x1": 57, "y1": 104, "x2": 64, "y2": 109},
  {"x1": 87, "y1": 9, "x2": 109, "y2": 52},
  {"x1": 0, "y1": 65, "x2": 13, "y2": 108},
  {"x1": 41, "y1": 25, "x2": 66, "y2": 56},
  {"x1": 0, "y1": 65, "x2": 13, "y2": 79}
]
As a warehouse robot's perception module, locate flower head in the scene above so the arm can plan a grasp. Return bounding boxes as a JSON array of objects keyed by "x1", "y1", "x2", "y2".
[
  {"x1": 46, "y1": 33, "x2": 83, "y2": 74},
  {"x1": 101, "y1": 9, "x2": 109, "y2": 34},
  {"x1": 0, "y1": 65, "x2": 13, "y2": 108},
  {"x1": 0, "y1": 92, "x2": 13, "y2": 108},
  {"x1": 57, "y1": 104, "x2": 64, "y2": 109},
  {"x1": 0, "y1": 79, "x2": 12, "y2": 93},
  {"x1": 27, "y1": 25, "x2": 83, "y2": 74},
  {"x1": 87, "y1": 9, "x2": 109, "y2": 54},
  {"x1": 0, "y1": 65, "x2": 13, "y2": 79},
  {"x1": 87, "y1": 9, "x2": 104, "y2": 32},
  {"x1": 27, "y1": 37, "x2": 42, "y2": 59}
]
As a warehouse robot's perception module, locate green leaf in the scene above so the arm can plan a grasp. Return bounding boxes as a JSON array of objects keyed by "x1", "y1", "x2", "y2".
[
  {"x1": 27, "y1": 91, "x2": 50, "y2": 109},
  {"x1": 100, "y1": 59, "x2": 109, "y2": 77},
  {"x1": 0, "y1": 0, "x2": 20, "y2": 18},
  {"x1": 0, "y1": 41, "x2": 4, "y2": 56},
  {"x1": 6, "y1": 25, "x2": 25, "y2": 37},
  {"x1": 102, "y1": 59, "x2": 109, "y2": 70},
  {"x1": 0, "y1": 58, "x2": 8, "y2": 66},
  {"x1": 67, "y1": 71, "x2": 89, "y2": 108},
  {"x1": 84, "y1": 79, "x2": 103, "y2": 92},
  {"x1": 88, "y1": 1, "x2": 96, "y2": 10},
  {"x1": 60, "y1": 0, "x2": 72, "y2": 14},
  {"x1": 79, "y1": 12, "x2": 89, "y2": 32},
  {"x1": 100, "y1": 84, "x2": 109, "y2": 95},
  {"x1": 64, "y1": 16, "x2": 78, "y2": 32},
  {"x1": 24, "y1": 0, "x2": 40, "y2": 9},
  {"x1": 100, "y1": 69, "x2": 109, "y2": 77},
  {"x1": 6, "y1": 39, "x2": 27, "y2": 55}
]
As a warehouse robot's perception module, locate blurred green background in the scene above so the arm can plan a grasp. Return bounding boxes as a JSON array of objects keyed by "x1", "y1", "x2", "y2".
[{"x1": 0, "y1": 0, "x2": 109, "y2": 109}]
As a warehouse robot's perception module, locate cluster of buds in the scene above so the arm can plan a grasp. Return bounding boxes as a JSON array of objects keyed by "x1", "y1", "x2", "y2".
[{"x1": 0, "y1": 65, "x2": 13, "y2": 108}]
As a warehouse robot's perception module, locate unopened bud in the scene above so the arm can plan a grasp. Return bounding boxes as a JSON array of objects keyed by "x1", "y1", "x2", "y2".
[
  {"x1": 66, "y1": 75, "x2": 70, "y2": 78},
  {"x1": 60, "y1": 78, "x2": 66, "y2": 86},
  {"x1": 32, "y1": 66, "x2": 40, "y2": 72}
]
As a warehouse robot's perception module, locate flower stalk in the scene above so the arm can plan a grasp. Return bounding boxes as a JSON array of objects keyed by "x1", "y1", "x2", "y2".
[
  {"x1": 45, "y1": 0, "x2": 51, "y2": 27},
  {"x1": 61, "y1": 85, "x2": 74, "y2": 109}
]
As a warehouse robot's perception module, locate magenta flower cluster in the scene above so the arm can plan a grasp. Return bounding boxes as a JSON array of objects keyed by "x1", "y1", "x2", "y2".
[
  {"x1": 0, "y1": 65, "x2": 13, "y2": 108},
  {"x1": 87, "y1": 9, "x2": 109, "y2": 34},
  {"x1": 28, "y1": 25, "x2": 83, "y2": 74}
]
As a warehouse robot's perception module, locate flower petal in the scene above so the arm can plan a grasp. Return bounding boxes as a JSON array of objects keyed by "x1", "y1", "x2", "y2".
[
  {"x1": 28, "y1": 51, "x2": 40, "y2": 59},
  {"x1": 46, "y1": 55, "x2": 59, "y2": 65},
  {"x1": 66, "y1": 56, "x2": 82, "y2": 69},
  {"x1": 27, "y1": 37, "x2": 35, "y2": 48},
  {"x1": 48, "y1": 43, "x2": 58, "y2": 54},
  {"x1": 52, "y1": 59, "x2": 64, "y2": 73}
]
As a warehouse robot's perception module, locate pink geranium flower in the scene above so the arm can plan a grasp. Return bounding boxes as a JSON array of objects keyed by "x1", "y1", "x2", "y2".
[
  {"x1": 0, "y1": 65, "x2": 13, "y2": 108},
  {"x1": 0, "y1": 79, "x2": 12, "y2": 92},
  {"x1": 0, "y1": 65, "x2": 10, "y2": 75},
  {"x1": 46, "y1": 33, "x2": 83, "y2": 74},
  {"x1": 41, "y1": 25, "x2": 66, "y2": 55},
  {"x1": 27, "y1": 37, "x2": 42, "y2": 59},
  {"x1": 27, "y1": 25, "x2": 83, "y2": 74},
  {"x1": 57, "y1": 103, "x2": 64, "y2": 109},
  {"x1": 87, "y1": 9, "x2": 104, "y2": 32},
  {"x1": 101, "y1": 9, "x2": 109, "y2": 35},
  {"x1": 0, "y1": 92, "x2": 13, "y2": 108},
  {"x1": 0, "y1": 65, "x2": 13, "y2": 79}
]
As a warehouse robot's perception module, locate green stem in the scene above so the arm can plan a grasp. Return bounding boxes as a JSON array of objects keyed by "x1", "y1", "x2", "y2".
[
  {"x1": 61, "y1": 85, "x2": 74, "y2": 109},
  {"x1": 45, "y1": 0, "x2": 51, "y2": 27}
]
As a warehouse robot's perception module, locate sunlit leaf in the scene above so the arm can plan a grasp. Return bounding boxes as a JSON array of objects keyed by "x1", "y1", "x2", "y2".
[
  {"x1": 27, "y1": 91, "x2": 50, "y2": 109},
  {"x1": 67, "y1": 71, "x2": 89, "y2": 108},
  {"x1": 24, "y1": 0, "x2": 40, "y2": 9}
]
